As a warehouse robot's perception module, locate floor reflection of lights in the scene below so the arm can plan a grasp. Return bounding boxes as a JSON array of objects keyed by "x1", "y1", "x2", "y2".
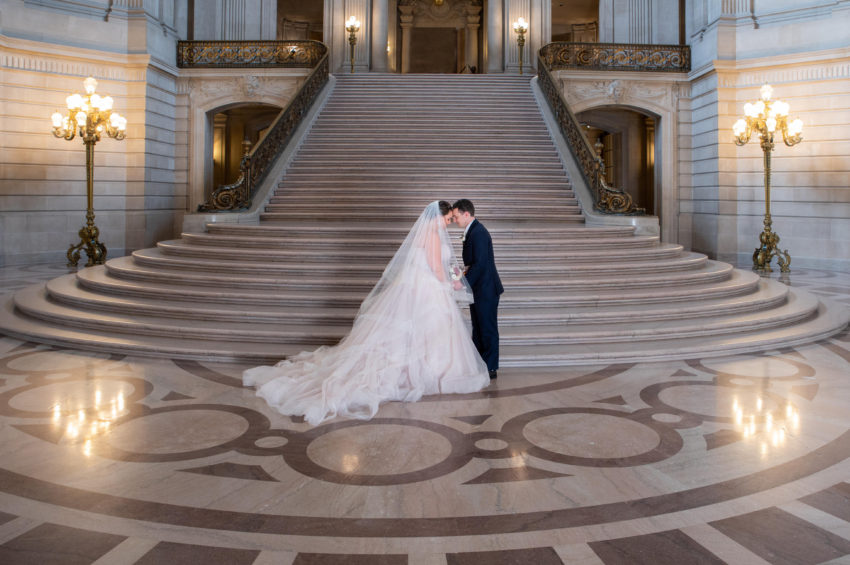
[{"x1": 51, "y1": 389, "x2": 126, "y2": 456}]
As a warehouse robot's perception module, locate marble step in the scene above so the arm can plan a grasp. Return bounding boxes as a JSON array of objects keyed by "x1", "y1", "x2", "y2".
[
  {"x1": 265, "y1": 194, "x2": 578, "y2": 205},
  {"x1": 5, "y1": 283, "x2": 839, "y2": 365},
  {"x1": 46, "y1": 272, "x2": 785, "y2": 327},
  {"x1": 303, "y1": 136, "x2": 556, "y2": 145},
  {"x1": 178, "y1": 233, "x2": 657, "y2": 251},
  {"x1": 260, "y1": 212, "x2": 584, "y2": 223},
  {"x1": 284, "y1": 162, "x2": 565, "y2": 173},
  {"x1": 0, "y1": 296, "x2": 297, "y2": 362},
  {"x1": 500, "y1": 295, "x2": 848, "y2": 367},
  {"x1": 156, "y1": 239, "x2": 681, "y2": 264},
  {"x1": 262, "y1": 203, "x2": 581, "y2": 215},
  {"x1": 295, "y1": 147, "x2": 562, "y2": 157},
  {"x1": 14, "y1": 280, "x2": 808, "y2": 347},
  {"x1": 317, "y1": 110, "x2": 545, "y2": 118},
  {"x1": 280, "y1": 170, "x2": 567, "y2": 180},
  {"x1": 90, "y1": 258, "x2": 739, "y2": 302},
  {"x1": 204, "y1": 224, "x2": 631, "y2": 239},
  {"x1": 274, "y1": 180, "x2": 575, "y2": 189},
  {"x1": 145, "y1": 245, "x2": 698, "y2": 274}
]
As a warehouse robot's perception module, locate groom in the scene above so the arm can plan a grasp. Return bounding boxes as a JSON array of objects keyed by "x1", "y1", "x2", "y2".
[{"x1": 452, "y1": 199, "x2": 504, "y2": 379}]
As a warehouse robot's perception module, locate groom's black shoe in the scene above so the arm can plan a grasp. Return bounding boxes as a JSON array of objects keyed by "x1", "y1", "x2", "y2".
[{"x1": 489, "y1": 370, "x2": 498, "y2": 379}]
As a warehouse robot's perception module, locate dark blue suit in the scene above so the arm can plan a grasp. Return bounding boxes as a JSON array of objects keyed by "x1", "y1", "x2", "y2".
[{"x1": 462, "y1": 219, "x2": 503, "y2": 372}]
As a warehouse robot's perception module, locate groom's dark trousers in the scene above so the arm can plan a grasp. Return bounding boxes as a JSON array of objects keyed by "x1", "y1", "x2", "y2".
[{"x1": 462, "y1": 219, "x2": 504, "y2": 372}]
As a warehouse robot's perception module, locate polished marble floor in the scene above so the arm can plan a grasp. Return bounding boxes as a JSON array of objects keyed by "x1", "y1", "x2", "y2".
[{"x1": 1, "y1": 264, "x2": 850, "y2": 564}]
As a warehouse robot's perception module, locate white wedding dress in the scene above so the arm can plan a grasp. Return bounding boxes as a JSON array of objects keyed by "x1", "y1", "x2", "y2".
[{"x1": 243, "y1": 202, "x2": 490, "y2": 425}]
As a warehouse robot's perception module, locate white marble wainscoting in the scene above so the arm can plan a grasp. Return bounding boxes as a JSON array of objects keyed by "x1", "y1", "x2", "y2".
[{"x1": 0, "y1": 263, "x2": 849, "y2": 564}]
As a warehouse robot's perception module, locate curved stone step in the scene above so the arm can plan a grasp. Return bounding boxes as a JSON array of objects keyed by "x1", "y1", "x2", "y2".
[
  {"x1": 46, "y1": 271, "x2": 785, "y2": 327},
  {"x1": 137, "y1": 246, "x2": 703, "y2": 277},
  {"x1": 0, "y1": 295, "x2": 298, "y2": 363},
  {"x1": 500, "y1": 295, "x2": 849, "y2": 366},
  {"x1": 87, "y1": 258, "x2": 740, "y2": 305},
  {"x1": 204, "y1": 223, "x2": 632, "y2": 239},
  {"x1": 13, "y1": 279, "x2": 809, "y2": 347},
  {"x1": 262, "y1": 203, "x2": 581, "y2": 215},
  {"x1": 157, "y1": 239, "x2": 678, "y2": 264},
  {"x1": 179, "y1": 232, "x2": 658, "y2": 251},
  {"x1": 259, "y1": 212, "x2": 585, "y2": 223},
  {"x1": 3, "y1": 283, "x2": 843, "y2": 366}
]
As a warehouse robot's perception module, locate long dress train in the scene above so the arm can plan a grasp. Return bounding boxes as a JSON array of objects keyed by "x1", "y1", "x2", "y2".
[{"x1": 243, "y1": 202, "x2": 490, "y2": 425}]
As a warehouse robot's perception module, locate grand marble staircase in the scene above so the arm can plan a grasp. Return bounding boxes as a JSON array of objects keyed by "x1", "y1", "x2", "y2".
[{"x1": 1, "y1": 74, "x2": 846, "y2": 365}]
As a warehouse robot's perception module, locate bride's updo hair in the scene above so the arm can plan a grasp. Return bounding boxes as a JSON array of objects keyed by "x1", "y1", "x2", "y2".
[{"x1": 438, "y1": 200, "x2": 452, "y2": 215}]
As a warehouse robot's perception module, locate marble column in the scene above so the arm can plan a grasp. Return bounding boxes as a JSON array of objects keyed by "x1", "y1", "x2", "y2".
[
  {"x1": 371, "y1": 0, "x2": 389, "y2": 71},
  {"x1": 399, "y1": 5, "x2": 413, "y2": 74},
  {"x1": 466, "y1": 5, "x2": 481, "y2": 72},
  {"x1": 486, "y1": 0, "x2": 503, "y2": 72}
]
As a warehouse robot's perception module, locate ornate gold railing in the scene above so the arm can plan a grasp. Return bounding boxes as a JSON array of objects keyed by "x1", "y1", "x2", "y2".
[
  {"x1": 177, "y1": 41, "x2": 329, "y2": 211},
  {"x1": 540, "y1": 42, "x2": 690, "y2": 73},
  {"x1": 177, "y1": 40, "x2": 327, "y2": 68}
]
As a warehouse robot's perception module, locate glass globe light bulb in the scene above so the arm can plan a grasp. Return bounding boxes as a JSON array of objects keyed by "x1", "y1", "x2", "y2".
[
  {"x1": 66, "y1": 93, "x2": 83, "y2": 110},
  {"x1": 75, "y1": 111, "x2": 87, "y2": 126},
  {"x1": 766, "y1": 117, "x2": 777, "y2": 132},
  {"x1": 84, "y1": 77, "x2": 98, "y2": 94},
  {"x1": 733, "y1": 119, "x2": 746, "y2": 136},
  {"x1": 760, "y1": 83, "x2": 773, "y2": 101},
  {"x1": 51, "y1": 112, "x2": 63, "y2": 128},
  {"x1": 789, "y1": 118, "x2": 803, "y2": 136}
]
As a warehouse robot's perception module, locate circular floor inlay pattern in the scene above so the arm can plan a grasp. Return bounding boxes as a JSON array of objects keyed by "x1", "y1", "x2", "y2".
[
  {"x1": 474, "y1": 438, "x2": 509, "y2": 450},
  {"x1": 106, "y1": 410, "x2": 250, "y2": 454},
  {"x1": 701, "y1": 356, "x2": 801, "y2": 378},
  {"x1": 524, "y1": 413, "x2": 660, "y2": 459},
  {"x1": 255, "y1": 436, "x2": 288, "y2": 448},
  {"x1": 658, "y1": 385, "x2": 777, "y2": 419},
  {"x1": 307, "y1": 424, "x2": 452, "y2": 475},
  {"x1": 10, "y1": 380, "x2": 134, "y2": 413}
]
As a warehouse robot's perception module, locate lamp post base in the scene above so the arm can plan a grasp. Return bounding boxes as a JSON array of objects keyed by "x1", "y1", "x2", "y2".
[
  {"x1": 67, "y1": 212, "x2": 107, "y2": 268},
  {"x1": 752, "y1": 216, "x2": 790, "y2": 274}
]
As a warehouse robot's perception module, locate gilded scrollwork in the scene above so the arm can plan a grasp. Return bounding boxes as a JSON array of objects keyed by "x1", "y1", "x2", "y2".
[
  {"x1": 192, "y1": 41, "x2": 330, "y2": 212},
  {"x1": 177, "y1": 40, "x2": 327, "y2": 69},
  {"x1": 541, "y1": 42, "x2": 690, "y2": 73}
]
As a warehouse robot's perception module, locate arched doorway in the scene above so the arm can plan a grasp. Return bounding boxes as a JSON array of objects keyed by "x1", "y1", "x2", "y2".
[
  {"x1": 578, "y1": 106, "x2": 659, "y2": 217},
  {"x1": 207, "y1": 104, "x2": 281, "y2": 200}
]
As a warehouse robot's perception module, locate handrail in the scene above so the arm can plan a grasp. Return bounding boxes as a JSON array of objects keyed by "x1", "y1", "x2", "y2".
[
  {"x1": 177, "y1": 40, "x2": 327, "y2": 68},
  {"x1": 540, "y1": 42, "x2": 690, "y2": 73},
  {"x1": 536, "y1": 46, "x2": 643, "y2": 215},
  {"x1": 177, "y1": 40, "x2": 329, "y2": 211}
]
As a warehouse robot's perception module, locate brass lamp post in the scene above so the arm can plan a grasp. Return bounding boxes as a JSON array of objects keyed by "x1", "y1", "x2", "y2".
[
  {"x1": 733, "y1": 84, "x2": 803, "y2": 273},
  {"x1": 345, "y1": 16, "x2": 360, "y2": 74},
  {"x1": 513, "y1": 17, "x2": 528, "y2": 75},
  {"x1": 52, "y1": 77, "x2": 127, "y2": 268}
]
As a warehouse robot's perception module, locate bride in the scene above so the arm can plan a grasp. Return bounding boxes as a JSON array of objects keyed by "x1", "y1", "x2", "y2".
[{"x1": 243, "y1": 201, "x2": 491, "y2": 425}]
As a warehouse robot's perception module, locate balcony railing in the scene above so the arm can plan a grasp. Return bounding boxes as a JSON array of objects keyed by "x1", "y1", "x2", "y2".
[
  {"x1": 177, "y1": 40, "x2": 329, "y2": 211},
  {"x1": 178, "y1": 40, "x2": 327, "y2": 68},
  {"x1": 540, "y1": 42, "x2": 690, "y2": 73}
]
